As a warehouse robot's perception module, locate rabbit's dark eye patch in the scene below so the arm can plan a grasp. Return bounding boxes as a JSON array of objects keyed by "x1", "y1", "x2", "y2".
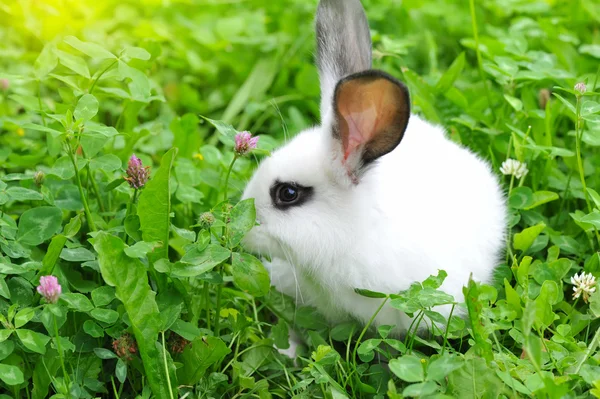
[{"x1": 270, "y1": 181, "x2": 313, "y2": 210}]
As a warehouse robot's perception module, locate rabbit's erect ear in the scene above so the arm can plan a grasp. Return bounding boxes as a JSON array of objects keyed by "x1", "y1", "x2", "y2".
[
  {"x1": 316, "y1": 0, "x2": 372, "y2": 119},
  {"x1": 331, "y1": 70, "x2": 410, "y2": 180}
]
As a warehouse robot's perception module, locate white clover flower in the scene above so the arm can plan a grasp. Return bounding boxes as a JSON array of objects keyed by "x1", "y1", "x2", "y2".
[
  {"x1": 571, "y1": 272, "x2": 597, "y2": 303},
  {"x1": 500, "y1": 159, "x2": 529, "y2": 179}
]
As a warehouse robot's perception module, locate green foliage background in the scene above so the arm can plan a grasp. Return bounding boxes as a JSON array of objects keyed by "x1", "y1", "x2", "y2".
[{"x1": 1, "y1": 0, "x2": 600, "y2": 398}]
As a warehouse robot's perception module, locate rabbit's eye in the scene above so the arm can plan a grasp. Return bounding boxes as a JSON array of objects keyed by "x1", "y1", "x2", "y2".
[
  {"x1": 279, "y1": 185, "x2": 298, "y2": 202},
  {"x1": 270, "y1": 181, "x2": 313, "y2": 209}
]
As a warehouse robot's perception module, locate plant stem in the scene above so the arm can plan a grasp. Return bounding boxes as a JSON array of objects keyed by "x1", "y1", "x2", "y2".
[
  {"x1": 203, "y1": 282, "x2": 211, "y2": 331},
  {"x1": 351, "y1": 297, "x2": 388, "y2": 367},
  {"x1": 37, "y1": 80, "x2": 47, "y2": 127},
  {"x1": 89, "y1": 59, "x2": 118, "y2": 95},
  {"x1": 574, "y1": 326, "x2": 600, "y2": 374},
  {"x1": 81, "y1": 147, "x2": 106, "y2": 214},
  {"x1": 574, "y1": 95, "x2": 592, "y2": 213},
  {"x1": 223, "y1": 155, "x2": 238, "y2": 203},
  {"x1": 53, "y1": 312, "x2": 70, "y2": 392},
  {"x1": 441, "y1": 303, "x2": 456, "y2": 355},
  {"x1": 67, "y1": 142, "x2": 97, "y2": 231},
  {"x1": 111, "y1": 376, "x2": 120, "y2": 399},
  {"x1": 213, "y1": 275, "x2": 224, "y2": 336},
  {"x1": 214, "y1": 156, "x2": 239, "y2": 336},
  {"x1": 574, "y1": 94, "x2": 600, "y2": 246},
  {"x1": 161, "y1": 331, "x2": 175, "y2": 399},
  {"x1": 469, "y1": 0, "x2": 495, "y2": 122}
]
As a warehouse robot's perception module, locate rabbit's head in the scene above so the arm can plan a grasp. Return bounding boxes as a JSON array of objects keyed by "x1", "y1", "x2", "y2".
[{"x1": 242, "y1": 0, "x2": 410, "y2": 265}]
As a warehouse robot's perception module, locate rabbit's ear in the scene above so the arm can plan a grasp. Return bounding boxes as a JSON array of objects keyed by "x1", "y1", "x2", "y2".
[
  {"x1": 316, "y1": 0, "x2": 372, "y2": 120},
  {"x1": 331, "y1": 70, "x2": 410, "y2": 181}
]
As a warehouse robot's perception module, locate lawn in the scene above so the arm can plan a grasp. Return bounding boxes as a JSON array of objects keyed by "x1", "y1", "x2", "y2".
[{"x1": 1, "y1": 0, "x2": 600, "y2": 398}]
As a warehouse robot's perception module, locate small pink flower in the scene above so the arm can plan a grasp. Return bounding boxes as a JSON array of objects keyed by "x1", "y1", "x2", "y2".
[
  {"x1": 124, "y1": 154, "x2": 150, "y2": 189},
  {"x1": 0, "y1": 79, "x2": 8, "y2": 91},
  {"x1": 234, "y1": 131, "x2": 259, "y2": 156},
  {"x1": 37, "y1": 275, "x2": 62, "y2": 304},
  {"x1": 574, "y1": 82, "x2": 587, "y2": 95}
]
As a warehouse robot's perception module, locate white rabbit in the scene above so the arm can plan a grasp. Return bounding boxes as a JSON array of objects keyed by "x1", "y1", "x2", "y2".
[{"x1": 241, "y1": 0, "x2": 506, "y2": 335}]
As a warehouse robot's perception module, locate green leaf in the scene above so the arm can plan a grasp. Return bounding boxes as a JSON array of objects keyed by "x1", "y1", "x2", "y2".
[
  {"x1": 124, "y1": 241, "x2": 161, "y2": 259},
  {"x1": 21, "y1": 123, "x2": 62, "y2": 138},
  {"x1": 48, "y1": 156, "x2": 88, "y2": 180},
  {"x1": 447, "y1": 358, "x2": 503, "y2": 398},
  {"x1": 60, "y1": 247, "x2": 96, "y2": 262},
  {"x1": 418, "y1": 287, "x2": 455, "y2": 307},
  {"x1": 175, "y1": 185, "x2": 204, "y2": 204},
  {"x1": 94, "y1": 348, "x2": 118, "y2": 359},
  {"x1": 509, "y1": 186, "x2": 534, "y2": 209},
  {"x1": 91, "y1": 231, "x2": 177, "y2": 398},
  {"x1": 426, "y1": 355, "x2": 464, "y2": 382},
  {"x1": 63, "y1": 214, "x2": 82, "y2": 238},
  {"x1": 64, "y1": 36, "x2": 117, "y2": 60},
  {"x1": 0, "y1": 340, "x2": 14, "y2": 361},
  {"x1": 588, "y1": 188, "x2": 600, "y2": 209},
  {"x1": 422, "y1": 270, "x2": 447, "y2": 289},
  {"x1": 17, "y1": 207, "x2": 63, "y2": 246},
  {"x1": 117, "y1": 61, "x2": 152, "y2": 102},
  {"x1": 89, "y1": 154, "x2": 122, "y2": 171},
  {"x1": 201, "y1": 116, "x2": 238, "y2": 145},
  {"x1": 228, "y1": 199, "x2": 257, "y2": 247},
  {"x1": 221, "y1": 58, "x2": 279, "y2": 123},
  {"x1": 14, "y1": 307, "x2": 35, "y2": 328},
  {"x1": 231, "y1": 252, "x2": 270, "y2": 297},
  {"x1": 0, "y1": 277, "x2": 10, "y2": 300},
  {"x1": 388, "y1": 355, "x2": 424, "y2": 383},
  {"x1": 435, "y1": 52, "x2": 465, "y2": 93},
  {"x1": 402, "y1": 381, "x2": 438, "y2": 398},
  {"x1": 16, "y1": 329, "x2": 51, "y2": 354},
  {"x1": 580, "y1": 211, "x2": 600, "y2": 229},
  {"x1": 581, "y1": 100, "x2": 600, "y2": 116},
  {"x1": 357, "y1": 339, "x2": 381, "y2": 362},
  {"x1": 272, "y1": 319, "x2": 290, "y2": 349},
  {"x1": 0, "y1": 364, "x2": 24, "y2": 386},
  {"x1": 523, "y1": 191, "x2": 559, "y2": 210},
  {"x1": 39, "y1": 235, "x2": 68, "y2": 276},
  {"x1": 354, "y1": 288, "x2": 387, "y2": 298},
  {"x1": 116, "y1": 358, "x2": 127, "y2": 383},
  {"x1": 180, "y1": 336, "x2": 231, "y2": 385},
  {"x1": 91, "y1": 286, "x2": 115, "y2": 307},
  {"x1": 6, "y1": 187, "x2": 43, "y2": 202},
  {"x1": 580, "y1": 44, "x2": 600, "y2": 58},
  {"x1": 61, "y1": 293, "x2": 94, "y2": 312},
  {"x1": 34, "y1": 43, "x2": 58, "y2": 79},
  {"x1": 513, "y1": 223, "x2": 546, "y2": 252},
  {"x1": 589, "y1": 291, "x2": 600, "y2": 318},
  {"x1": 504, "y1": 94, "x2": 523, "y2": 111},
  {"x1": 74, "y1": 94, "x2": 99, "y2": 121},
  {"x1": 463, "y1": 279, "x2": 493, "y2": 362},
  {"x1": 123, "y1": 46, "x2": 151, "y2": 60},
  {"x1": 54, "y1": 48, "x2": 91, "y2": 78},
  {"x1": 552, "y1": 93, "x2": 576, "y2": 115},
  {"x1": 91, "y1": 308, "x2": 119, "y2": 324},
  {"x1": 170, "y1": 319, "x2": 202, "y2": 341},
  {"x1": 174, "y1": 244, "x2": 230, "y2": 277},
  {"x1": 83, "y1": 320, "x2": 104, "y2": 338},
  {"x1": 0, "y1": 330, "x2": 12, "y2": 343},
  {"x1": 138, "y1": 148, "x2": 177, "y2": 264}
]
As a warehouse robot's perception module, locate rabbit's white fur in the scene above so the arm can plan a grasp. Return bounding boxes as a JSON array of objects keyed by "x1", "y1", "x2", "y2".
[
  {"x1": 243, "y1": 115, "x2": 506, "y2": 330},
  {"x1": 241, "y1": 0, "x2": 506, "y2": 332}
]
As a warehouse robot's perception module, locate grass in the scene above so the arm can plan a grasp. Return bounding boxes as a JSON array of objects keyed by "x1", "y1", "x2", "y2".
[{"x1": 1, "y1": 0, "x2": 600, "y2": 398}]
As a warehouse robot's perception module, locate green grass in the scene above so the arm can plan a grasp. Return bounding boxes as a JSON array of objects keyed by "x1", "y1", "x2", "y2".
[{"x1": 1, "y1": 0, "x2": 600, "y2": 398}]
